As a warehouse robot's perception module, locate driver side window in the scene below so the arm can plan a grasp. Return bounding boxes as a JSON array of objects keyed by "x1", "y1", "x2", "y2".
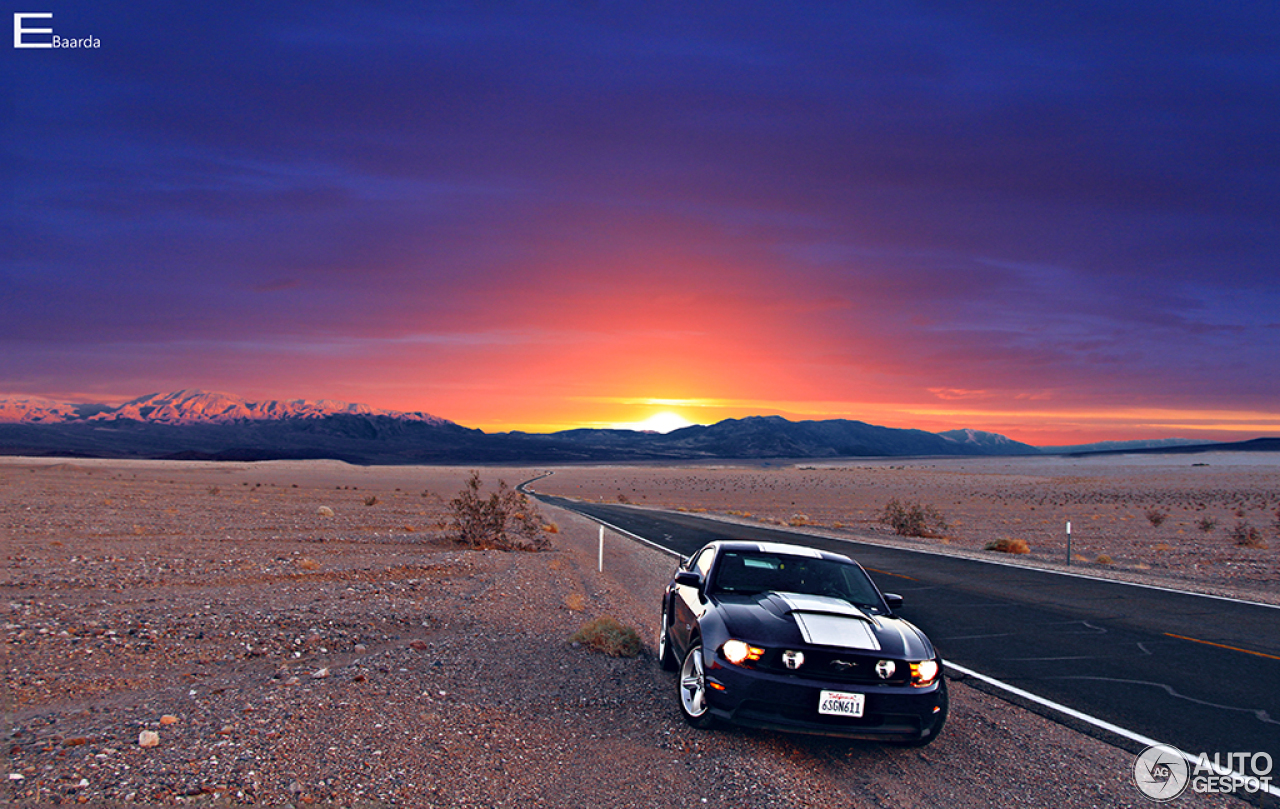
[{"x1": 692, "y1": 548, "x2": 716, "y2": 578}]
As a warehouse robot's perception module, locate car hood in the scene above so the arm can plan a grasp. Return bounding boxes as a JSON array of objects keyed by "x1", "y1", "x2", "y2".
[{"x1": 715, "y1": 591, "x2": 935, "y2": 659}]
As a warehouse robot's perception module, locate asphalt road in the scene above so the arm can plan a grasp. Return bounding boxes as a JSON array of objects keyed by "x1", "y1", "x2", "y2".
[{"x1": 532, "y1": 491, "x2": 1280, "y2": 777}]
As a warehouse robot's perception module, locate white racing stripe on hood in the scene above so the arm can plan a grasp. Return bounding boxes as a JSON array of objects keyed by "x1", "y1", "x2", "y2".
[{"x1": 777, "y1": 593, "x2": 881, "y2": 650}]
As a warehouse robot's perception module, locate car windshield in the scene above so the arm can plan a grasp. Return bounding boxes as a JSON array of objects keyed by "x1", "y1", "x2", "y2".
[{"x1": 710, "y1": 551, "x2": 883, "y2": 608}]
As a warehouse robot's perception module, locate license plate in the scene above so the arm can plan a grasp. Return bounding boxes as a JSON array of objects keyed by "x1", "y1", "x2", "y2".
[{"x1": 818, "y1": 690, "x2": 865, "y2": 717}]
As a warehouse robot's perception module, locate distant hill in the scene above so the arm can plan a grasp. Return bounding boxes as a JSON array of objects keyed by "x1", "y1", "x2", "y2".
[
  {"x1": 535, "y1": 416, "x2": 1042, "y2": 459},
  {"x1": 1038, "y1": 438, "x2": 1212, "y2": 454},
  {"x1": 2, "y1": 389, "x2": 1270, "y2": 464},
  {"x1": 1060, "y1": 437, "x2": 1280, "y2": 457}
]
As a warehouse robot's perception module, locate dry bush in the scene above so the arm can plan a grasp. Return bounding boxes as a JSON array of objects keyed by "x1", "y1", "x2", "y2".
[
  {"x1": 984, "y1": 538, "x2": 1030, "y2": 554},
  {"x1": 1230, "y1": 522, "x2": 1268, "y2": 549},
  {"x1": 879, "y1": 499, "x2": 948, "y2": 538},
  {"x1": 363, "y1": 495, "x2": 379, "y2": 506},
  {"x1": 1196, "y1": 517, "x2": 1218, "y2": 533},
  {"x1": 1096, "y1": 554, "x2": 1114, "y2": 565},
  {"x1": 564, "y1": 593, "x2": 586, "y2": 612},
  {"x1": 570, "y1": 615, "x2": 642, "y2": 657},
  {"x1": 316, "y1": 506, "x2": 334, "y2": 517},
  {"x1": 296, "y1": 557, "x2": 321, "y2": 571},
  {"x1": 448, "y1": 471, "x2": 550, "y2": 551},
  {"x1": 788, "y1": 513, "x2": 813, "y2": 527},
  {"x1": 1144, "y1": 508, "x2": 1168, "y2": 527}
]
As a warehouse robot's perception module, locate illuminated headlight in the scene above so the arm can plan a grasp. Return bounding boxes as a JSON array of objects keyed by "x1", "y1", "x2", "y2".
[
  {"x1": 910, "y1": 659, "x2": 940, "y2": 686},
  {"x1": 721, "y1": 640, "x2": 765, "y2": 665}
]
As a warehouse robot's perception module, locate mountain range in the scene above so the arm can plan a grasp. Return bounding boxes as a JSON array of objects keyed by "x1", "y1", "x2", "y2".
[{"x1": 0, "y1": 389, "x2": 1268, "y2": 464}]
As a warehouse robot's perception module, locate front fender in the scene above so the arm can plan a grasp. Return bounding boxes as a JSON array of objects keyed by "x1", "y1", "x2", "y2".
[{"x1": 695, "y1": 609, "x2": 732, "y2": 661}]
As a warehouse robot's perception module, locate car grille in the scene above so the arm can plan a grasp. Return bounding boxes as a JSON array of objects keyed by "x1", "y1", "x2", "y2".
[{"x1": 756, "y1": 649, "x2": 909, "y2": 685}]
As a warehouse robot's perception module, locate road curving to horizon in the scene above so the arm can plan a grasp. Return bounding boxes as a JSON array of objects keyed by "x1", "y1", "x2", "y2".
[{"x1": 526, "y1": 484, "x2": 1280, "y2": 802}]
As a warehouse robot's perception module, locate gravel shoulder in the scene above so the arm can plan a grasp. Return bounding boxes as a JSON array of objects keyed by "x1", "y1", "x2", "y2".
[{"x1": 2, "y1": 458, "x2": 1255, "y2": 807}]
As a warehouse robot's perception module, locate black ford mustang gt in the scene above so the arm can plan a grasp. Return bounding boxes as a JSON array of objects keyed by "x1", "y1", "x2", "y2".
[{"x1": 658, "y1": 540, "x2": 947, "y2": 745}]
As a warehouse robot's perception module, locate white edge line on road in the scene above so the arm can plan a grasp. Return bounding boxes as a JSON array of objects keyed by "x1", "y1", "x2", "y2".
[
  {"x1": 522, "y1": 476, "x2": 684, "y2": 560},
  {"x1": 945, "y1": 661, "x2": 1280, "y2": 798},
  {"x1": 577, "y1": 513, "x2": 684, "y2": 560}
]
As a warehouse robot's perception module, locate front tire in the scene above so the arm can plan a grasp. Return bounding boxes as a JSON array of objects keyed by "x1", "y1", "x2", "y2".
[{"x1": 678, "y1": 644, "x2": 716, "y2": 728}]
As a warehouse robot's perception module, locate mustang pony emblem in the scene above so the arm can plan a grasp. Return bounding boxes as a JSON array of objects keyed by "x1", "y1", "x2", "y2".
[
  {"x1": 875, "y1": 659, "x2": 896, "y2": 679},
  {"x1": 782, "y1": 650, "x2": 806, "y2": 669}
]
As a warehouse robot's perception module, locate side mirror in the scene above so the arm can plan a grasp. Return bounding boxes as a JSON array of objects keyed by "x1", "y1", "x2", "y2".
[
  {"x1": 674, "y1": 570, "x2": 702, "y2": 588},
  {"x1": 882, "y1": 593, "x2": 904, "y2": 610}
]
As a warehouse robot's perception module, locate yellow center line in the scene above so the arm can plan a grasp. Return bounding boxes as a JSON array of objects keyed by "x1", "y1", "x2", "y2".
[
  {"x1": 1164, "y1": 633, "x2": 1280, "y2": 661},
  {"x1": 865, "y1": 567, "x2": 917, "y2": 581}
]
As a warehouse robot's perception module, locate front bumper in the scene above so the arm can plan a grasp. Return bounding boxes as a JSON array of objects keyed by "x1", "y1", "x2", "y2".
[{"x1": 704, "y1": 657, "x2": 948, "y2": 742}]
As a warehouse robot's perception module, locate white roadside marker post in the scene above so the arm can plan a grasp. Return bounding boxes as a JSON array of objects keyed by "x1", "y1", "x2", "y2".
[
  {"x1": 1066, "y1": 521, "x2": 1072, "y2": 566},
  {"x1": 599, "y1": 524, "x2": 604, "y2": 572}
]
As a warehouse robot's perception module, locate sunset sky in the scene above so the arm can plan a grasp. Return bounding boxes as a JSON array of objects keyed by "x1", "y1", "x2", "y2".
[{"x1": 4, "y1": 2, "x2": 1278, "y2": 445}]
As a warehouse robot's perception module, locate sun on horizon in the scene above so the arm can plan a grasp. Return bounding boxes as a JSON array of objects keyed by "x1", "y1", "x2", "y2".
[{"x1": 611, "y1": 412, "x2": 698, "y2": 433}]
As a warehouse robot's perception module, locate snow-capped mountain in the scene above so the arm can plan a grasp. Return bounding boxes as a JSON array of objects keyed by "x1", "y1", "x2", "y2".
[
  {"x1": 937, "y1": 428, "x2": 1041, "y2": 455},
  {"x1": 0, "y1": 390, "x2": 451, "y2": 426},
  {"x1": 0, "y1": 397, "x2": 86, "y2": 424}
]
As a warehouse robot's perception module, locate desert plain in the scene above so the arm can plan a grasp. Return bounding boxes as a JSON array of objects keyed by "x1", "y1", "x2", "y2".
[{"x1": 3, "y1": 453, "x2": 1275, "y2": 807}]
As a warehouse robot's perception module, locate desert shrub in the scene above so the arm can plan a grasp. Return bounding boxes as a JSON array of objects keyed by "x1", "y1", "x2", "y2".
[
  {"x1": 297, "y1": 557, "x2": 321, "y2": 571},
  {"x1": 788, "y1": 513, "x2": 813, "y2": 527},
  {"x1": 879, "y1": 499, "x2": 948, "y2": 538},
  {"x1": 1230, "y1": 522, "x2": 1268, "y2": 549},
  {"x1": 984, "y1": 538, "x2": 1030, "y2": 554},
  {"x1": 1196, "y1": 517, "x2": 1218, "y2": 533},
  {"x1": 1096, "y1": 554, "x2": 1114, "y2": 565},
  {"x1": 363, "y1": 495, "x2": 379, "y2": 506},
  {"x1": 448, "y1": 471, "x2": 550, "y2": 551},
  {"x1": 317, "y1": 505, "x2": 334, "y2": 517},
  {"x1": 570, "y1": 615, "x2": 642, "y2": 657},
  {"x1": 1144, "y1": 508, "x2": 1168, "y2": 527}
]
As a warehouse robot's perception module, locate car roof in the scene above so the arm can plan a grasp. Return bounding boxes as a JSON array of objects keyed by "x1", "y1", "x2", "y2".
[{"x1": 709, "y1": 539, "x2": 854, "y2": 565}]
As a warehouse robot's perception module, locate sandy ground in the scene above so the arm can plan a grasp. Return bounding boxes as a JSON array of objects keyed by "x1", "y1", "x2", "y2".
[{"x1": 3, "y1": 455, "x2": 1269, "y2": 807}]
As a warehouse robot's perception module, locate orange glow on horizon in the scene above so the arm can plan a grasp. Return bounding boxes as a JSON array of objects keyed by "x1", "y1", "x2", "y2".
[{"x1": 463, "y1": 397, "x2": 1279, "y2": 446}]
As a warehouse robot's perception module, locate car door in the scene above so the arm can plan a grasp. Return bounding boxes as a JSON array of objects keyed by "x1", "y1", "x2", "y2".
[{"x1": 671, "y1": 546, "x2": 717, "y2": 653}]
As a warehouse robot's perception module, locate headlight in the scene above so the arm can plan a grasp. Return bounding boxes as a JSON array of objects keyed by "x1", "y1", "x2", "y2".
[
  {"x1": 910, "y1": 659, "x2": 940, "y2": 686},
  {"x1": 721, "y1": 639, "x2": 764, "y2": 665}
]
